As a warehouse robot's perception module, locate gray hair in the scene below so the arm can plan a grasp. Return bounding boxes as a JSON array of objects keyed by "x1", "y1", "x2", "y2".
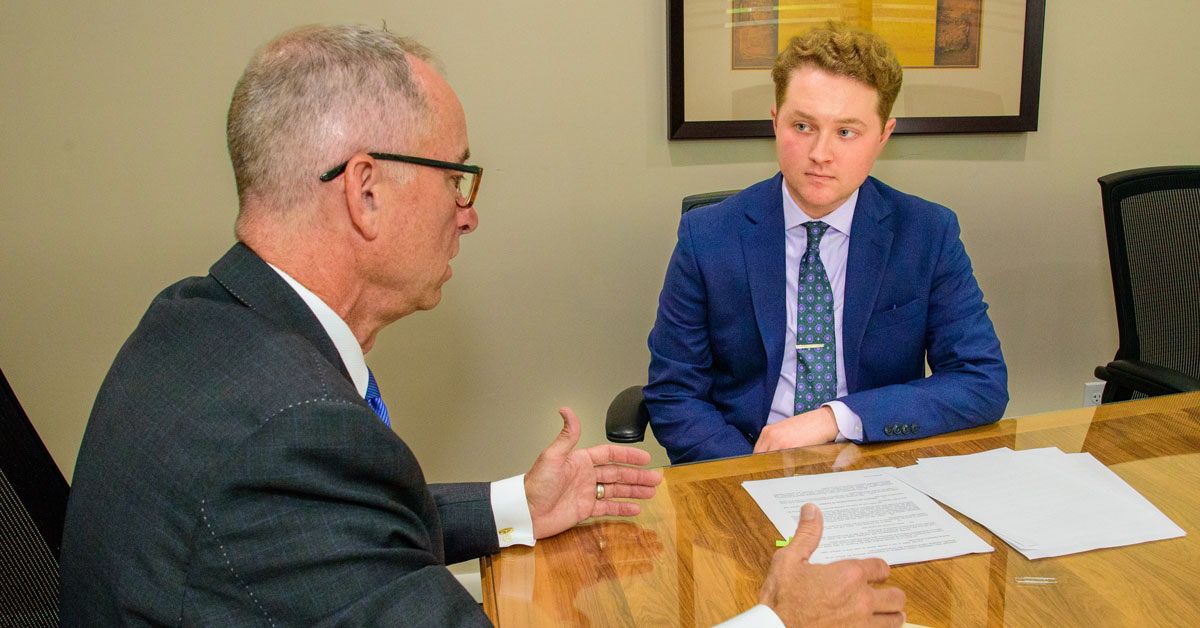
[{"x1": 227, "y1": 23, "x2": 437, "y2": 216}]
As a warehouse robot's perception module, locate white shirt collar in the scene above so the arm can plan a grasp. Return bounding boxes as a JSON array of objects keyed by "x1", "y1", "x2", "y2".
[
  {"x1": 782, "y1": 181, "x2": 858, "y2": 237},
  {"x1": 266, "y1": 263, "x2": 370, "y2": 398}
]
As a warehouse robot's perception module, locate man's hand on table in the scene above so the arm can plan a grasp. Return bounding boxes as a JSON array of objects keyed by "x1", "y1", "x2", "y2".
[
  {"x1": 759, "y1": 503, "x2": 906, "y2": 628},
  {"x1": 754, "y1": 406, "x2": 840, "y2": 454}
]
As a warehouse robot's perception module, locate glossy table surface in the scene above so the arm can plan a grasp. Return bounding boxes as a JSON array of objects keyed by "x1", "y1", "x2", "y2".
[{"x1": 481, "y1": 393, "x2": 1200, "y2": 627}]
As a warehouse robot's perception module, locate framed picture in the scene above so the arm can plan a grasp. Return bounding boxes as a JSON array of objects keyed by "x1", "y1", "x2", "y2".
[{"x1": 668, "y1": 0, "x2": 1046, "y2": 139}]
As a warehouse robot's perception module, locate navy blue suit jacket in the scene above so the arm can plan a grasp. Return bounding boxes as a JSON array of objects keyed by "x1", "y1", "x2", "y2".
[
  {"x1": 645, "y1": 174, "x2": 1007, "y2": 463},
  {"x1": 59, "y1": 243, "x2": 497, "y2": 626}
]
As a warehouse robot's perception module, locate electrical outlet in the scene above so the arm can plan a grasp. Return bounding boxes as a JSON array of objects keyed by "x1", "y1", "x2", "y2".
[{"x1": 1083, "y1": 381, "x2": 1105, "y2": 407}]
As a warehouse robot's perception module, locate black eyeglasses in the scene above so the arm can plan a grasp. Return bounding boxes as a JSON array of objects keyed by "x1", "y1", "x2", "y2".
[{"x1": 319, "y1": 152, "x2": 483, "y2": 208}]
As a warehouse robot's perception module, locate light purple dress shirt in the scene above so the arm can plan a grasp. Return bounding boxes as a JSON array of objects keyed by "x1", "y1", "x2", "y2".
[{"x1": 767, "y1": 182, "x2": 864, "y2": 441}]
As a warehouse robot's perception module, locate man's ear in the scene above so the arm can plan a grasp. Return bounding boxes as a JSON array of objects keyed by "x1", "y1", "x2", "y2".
[
  {"x1": 343, "y1": 154, "x2": 383, "y2": 240},
  {"x1": 879, "y1": 117, "x2": 897, "y2": 148},
  {"x1": 770, "y1": 106, "x2": 778, "y2": 135}
]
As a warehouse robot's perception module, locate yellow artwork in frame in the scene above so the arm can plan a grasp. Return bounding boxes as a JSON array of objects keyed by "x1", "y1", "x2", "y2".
[{"x1": 731, "y1": 0, "x2": 982, "y2": 70}]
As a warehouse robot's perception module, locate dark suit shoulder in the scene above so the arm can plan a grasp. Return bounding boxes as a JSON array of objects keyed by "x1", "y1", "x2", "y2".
[
  {"x1": 77, "y1": 270, "x2": 365, "y2": 509},
  {"x1": 143, "y1": 272, "x2": 356, "y2": 414}
]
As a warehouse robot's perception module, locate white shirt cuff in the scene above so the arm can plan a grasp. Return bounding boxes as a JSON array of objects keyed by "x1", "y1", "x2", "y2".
[
  {"x1": 826, "y1": 400, "x2": 863, "y2": 442},
  {"x1": 711, "y1": 604, "x2": 786, "y2": 628},
  {"x1": 491, "y1": 474, "x2": 536, "y2": 547}
]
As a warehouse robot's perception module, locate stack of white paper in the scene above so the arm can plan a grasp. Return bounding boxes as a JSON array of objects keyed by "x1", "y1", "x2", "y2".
[{"x1": 887, "y1": 447, "x2": 1185, "y2": 559}]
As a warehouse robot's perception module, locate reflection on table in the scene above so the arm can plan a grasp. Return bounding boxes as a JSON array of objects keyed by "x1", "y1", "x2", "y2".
[{"x1": 482, "y1": 393, "x2": 1200, "y2": 627}]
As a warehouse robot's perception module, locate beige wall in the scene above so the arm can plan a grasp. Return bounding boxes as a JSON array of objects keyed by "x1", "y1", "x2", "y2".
[{"x1": 3, "y1": 1, "x2": 1198, "y2": 484}]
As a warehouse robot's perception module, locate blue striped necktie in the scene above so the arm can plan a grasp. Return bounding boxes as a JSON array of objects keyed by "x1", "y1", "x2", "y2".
[
  {"x1": 795, "y1": 221, "x2": 838, "y2": 414},
  {"x1": 365, "y1": 369, "x2": 391, "y2": 427}
]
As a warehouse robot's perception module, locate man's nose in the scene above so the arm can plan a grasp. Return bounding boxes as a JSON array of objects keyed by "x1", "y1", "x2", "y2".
[
  {"x1": 459, "y1": 206, "x2": 478, "y2": 234},
  {"x1": 809, "y1": 131, "x2": 833, "y2": 163}
]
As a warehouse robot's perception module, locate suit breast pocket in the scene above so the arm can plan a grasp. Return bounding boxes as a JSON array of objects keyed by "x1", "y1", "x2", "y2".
[{"x1": 864, "y1": 297, "x2": 925, "y2": 335}]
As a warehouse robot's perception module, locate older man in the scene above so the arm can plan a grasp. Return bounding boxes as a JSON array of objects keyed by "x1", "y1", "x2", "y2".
[{"x1": 58, "y1": 24, "x2": 903, "y2": 627}]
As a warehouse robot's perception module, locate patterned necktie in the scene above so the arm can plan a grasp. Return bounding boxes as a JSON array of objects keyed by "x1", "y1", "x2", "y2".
[
  {"x1": 795, "y1": 221, "x2": 838, "y2": 415},
  {"x1": 365, "y1": 368, "x2": 391, "y2": 427}
]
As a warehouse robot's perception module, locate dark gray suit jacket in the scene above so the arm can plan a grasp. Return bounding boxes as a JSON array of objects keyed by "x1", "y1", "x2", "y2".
[{"x1": 59, "y1": 243, "x2": 498, "y2": 626}]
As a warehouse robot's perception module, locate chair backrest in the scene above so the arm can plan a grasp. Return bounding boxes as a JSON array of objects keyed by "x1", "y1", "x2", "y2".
[
  {"x1": 0, "y1": 366, "x2": 69, "y2": 627},
  {"x1": 681, "y1": 190, "x2": 739, "y2": 214},
  {"x1": 1099, "y1": 166, "x2": 1200, "y2": 383}
]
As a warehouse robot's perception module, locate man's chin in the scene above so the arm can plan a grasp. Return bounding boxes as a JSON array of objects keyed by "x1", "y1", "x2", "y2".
[
  {"x1": 401, "y1": 277, "x2": 449, "y2": 314},
  {"x1": 416, "y1": 289, "x2": 443, "y2": 312}
]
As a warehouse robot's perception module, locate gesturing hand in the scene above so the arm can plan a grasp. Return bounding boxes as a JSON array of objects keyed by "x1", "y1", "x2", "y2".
[
  {"x1": 524, "y1": 407, "x2": 663, "y2": 539},
  {"x1": 759, "y1": 503, "x2": 906, "y2": 628}
]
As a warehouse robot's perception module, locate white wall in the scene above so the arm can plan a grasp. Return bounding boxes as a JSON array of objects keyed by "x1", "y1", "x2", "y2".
[{"x1": 3, "y1": 1, "x2": 1198, "y2": 483}]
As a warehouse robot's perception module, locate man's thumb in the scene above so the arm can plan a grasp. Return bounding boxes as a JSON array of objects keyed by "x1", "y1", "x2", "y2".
[
  {"x1": 546, "y1": 406, "x2": 582, "y2": 456},
  {"x1": 787, "y1": 503, "x2": 824, "y2": 559}
]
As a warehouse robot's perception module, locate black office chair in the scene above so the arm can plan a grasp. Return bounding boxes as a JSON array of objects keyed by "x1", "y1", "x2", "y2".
[
  {"x1": 0, "y1": 366, "x2": 70, "y2": 627},
  {"x1": 680, "y1": 190, "x2": 740, "y2": 214},
  {"x1": 605, "y1": 385, "x2": 651, "y2": 444},
  {"x1": 605, "y1": 190, "x2": 741, "y2": 444},
  {"x1": 1094, "y1": 166, "x2": 1200, "y2": 402}
]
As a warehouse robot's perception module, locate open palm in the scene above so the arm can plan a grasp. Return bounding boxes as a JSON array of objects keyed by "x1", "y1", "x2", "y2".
[{"x1": 524, "y1": 407, "x2": 662, "y2": 539}]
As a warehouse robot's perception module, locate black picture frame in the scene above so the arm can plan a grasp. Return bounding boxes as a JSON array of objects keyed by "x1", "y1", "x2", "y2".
[{"x1": 667, "y1": 0, "x2": 1046, "y2": 140}]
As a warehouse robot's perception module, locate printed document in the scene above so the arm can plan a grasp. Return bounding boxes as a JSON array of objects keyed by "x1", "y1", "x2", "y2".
[{"x1": 742, "y1": 468, "x2": 993, "y2": 565}]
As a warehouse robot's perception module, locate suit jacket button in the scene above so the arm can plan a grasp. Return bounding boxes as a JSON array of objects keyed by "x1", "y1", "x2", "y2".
[
  {"x1": 911, "y1": 423, "x2": 920, "y2": 434},
  {"x1": 901, "y1": 424, "x2": 910, "y2": 435},
  {"x1": 884, "y1": 425, "x2": 893, "y2": 436}
]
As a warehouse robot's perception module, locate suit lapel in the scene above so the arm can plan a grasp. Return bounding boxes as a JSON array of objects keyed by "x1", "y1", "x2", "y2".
[
  {"x1": 208, "y1": 242, "x2": 352, "y2": 383},
  {"x1": 842, "y1": 178, "x2": 893, "y2": 393},
  {"x1": 740, "y1": 175, "x2": 787, "y2": 423}
]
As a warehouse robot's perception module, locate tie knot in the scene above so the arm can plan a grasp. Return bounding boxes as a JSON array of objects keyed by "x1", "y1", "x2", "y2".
[{"x1": 802, "y1": 221, "x2": 830, "y2": 255}]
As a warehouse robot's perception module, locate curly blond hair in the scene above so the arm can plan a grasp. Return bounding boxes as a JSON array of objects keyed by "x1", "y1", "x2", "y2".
[{"x1": 771, "y1": 25, "x2": 903, "y2": 126}]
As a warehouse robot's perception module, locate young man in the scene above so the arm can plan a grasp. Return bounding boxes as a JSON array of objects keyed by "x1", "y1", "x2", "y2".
[{"x1": 646, "y1": 25, "x2": 1007, "y2": 464}]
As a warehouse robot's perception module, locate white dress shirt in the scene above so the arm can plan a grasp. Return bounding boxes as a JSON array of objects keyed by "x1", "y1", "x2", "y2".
[
  {"x1": 768, "y1": 182, "x2": 865, "y2": 441},
  {"x1": 267, "y1": 263, "x2": 535, "y2": 548}
]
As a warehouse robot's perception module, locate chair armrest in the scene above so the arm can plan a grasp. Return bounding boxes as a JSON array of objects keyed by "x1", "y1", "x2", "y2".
[
  {"x1": 605, "y1": 385, "x2": 650, "y2": 443},
  {"x1": 1095, "y1": 359, "x2": 1200, "y2": 398}
]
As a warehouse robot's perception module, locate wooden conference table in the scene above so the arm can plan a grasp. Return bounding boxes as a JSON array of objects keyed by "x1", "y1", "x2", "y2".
[{"x1": 481, "y1": 392, "x2": 1200, "y2": 627}]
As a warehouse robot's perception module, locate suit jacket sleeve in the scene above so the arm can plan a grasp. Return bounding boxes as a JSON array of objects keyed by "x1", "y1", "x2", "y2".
[
  {"x1": 645, "y1": 213, "x2": 756, "y2": 462},
  {"x1": 430, "y1": 482, "x2": 499, "y2": 564},
  {"x1": 841, "y1": 210, "x2": 1008, "y2": 440},
  {"x1": 183, "y1": 399, "x2": 496, "y2": 627}
]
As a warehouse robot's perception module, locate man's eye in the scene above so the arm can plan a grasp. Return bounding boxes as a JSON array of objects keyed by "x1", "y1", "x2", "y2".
[
  {"x1": 838, "y1": 129, "x2": 856, "y2": 138},
  {"x1": 795, "y1": 123, "x2": 810, "y2": 132},
  {"x1": 450, "y1": 175, "x2": 464, "y2": 190}
]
